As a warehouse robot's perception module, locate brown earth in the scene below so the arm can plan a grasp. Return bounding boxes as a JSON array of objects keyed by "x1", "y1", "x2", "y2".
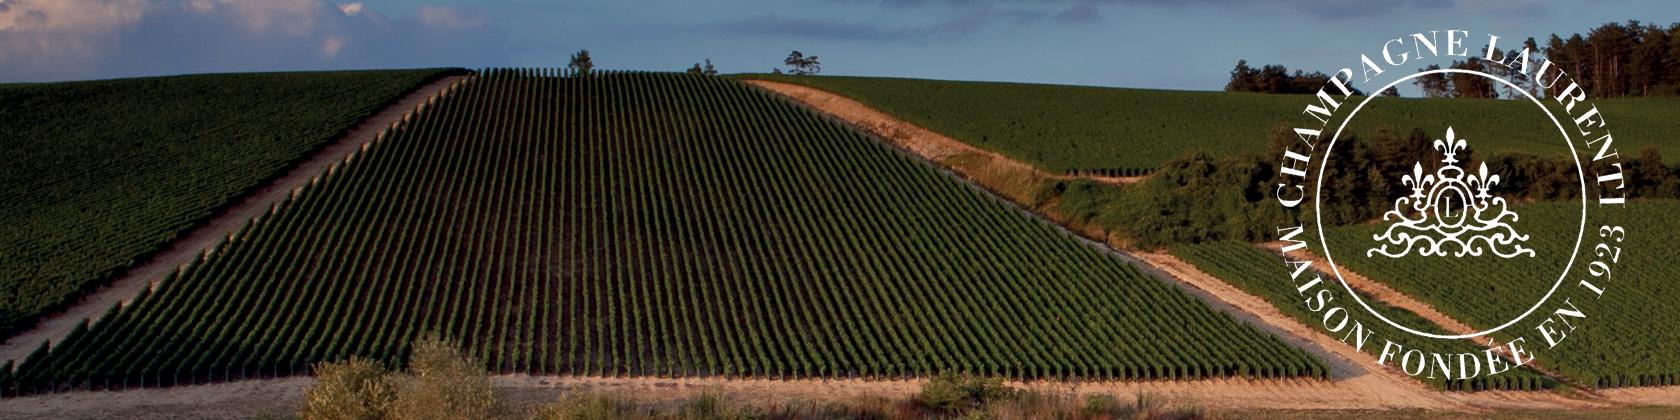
[
  {"x1": 1257, "y1": 241, "x2": 1482, "y2": 340},
  {"x1": 0, "y1": 75, "x2": 473, "y2": 365},
  {"x1": 744, "y1": 80, "x2": 1141, "y2": 206},
  {"x1": 4, "y1": 372, "x2": 1661, "y2": 419}
]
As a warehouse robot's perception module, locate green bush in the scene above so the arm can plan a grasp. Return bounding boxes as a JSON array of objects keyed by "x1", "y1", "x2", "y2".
[{"x1": 916, "y1": 372, "x2": 1017, "y2": 413}]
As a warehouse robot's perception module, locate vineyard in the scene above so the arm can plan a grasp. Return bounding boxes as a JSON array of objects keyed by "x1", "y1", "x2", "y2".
[
  {"x1": 0, "y1": 70, "x2": 1324, "y2": 394},
  {"x1": 745, "y1": 74, "x2": 1680, "y2": 172},
  {"x1": 1171, "y1": 241, "x2": 1554, "y2": 391},
  {"x1": 1325, "y1": 201, "x2": 1680, "y2": 388},
  {"x1": 0, "y1": 69, "x2": 459, "y2": 338}
]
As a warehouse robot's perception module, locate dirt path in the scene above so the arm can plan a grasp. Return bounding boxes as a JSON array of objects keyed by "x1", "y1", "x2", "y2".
[
  {"x1": 1256, "y1": 242, "x2": 1481, "y2": 339},
  {"x1": 742, "y1": 79, "x2": 1679, "y2": 412},
  {"x1": 6, "y1": 371, "x2": 1662, "y2": 419},
  {"x1": 1129, "y1": 252, "x2": 1463, "y2": 409},
  {"x1": 1255, "y1": 242, "x2": 1601, "y2": 391},
  {"x1": 746, "y1": 78, "x2": 1463, "y2": 407},
  {"x1": 744, "y1": 80, "x2": 1142, "y2": 204},
  {"x1": 0, "y1": 75, "x2": 472, "y2": 365},
  {"x1": 0, "y1": 377, "x2": 312, "y2": 419}
]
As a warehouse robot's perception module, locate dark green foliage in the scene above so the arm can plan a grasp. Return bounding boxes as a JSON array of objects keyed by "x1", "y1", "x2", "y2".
[
  {"x1": 568, "y1": 50, "x2": 593, "y2": 74},
  {"x1": 1058, "y1": 151, "x2": 1297, "y2": 249},
  {"x1": 917, "y1": 372, "x2": 1016, "y2": 413},
  {"x1": 1225, "y1": 60, "x2": 1364, "y2": 95},
  {"x1": 1060, "y1": 126, "x2": 1680, "y2": 248},
  {"x1": 1542, "y1": 21, "x2": 1680, "y2": 98},
  {"x1": 10, "y1": 70, "x2": 1322, "y2": 393},
  {"x1": 686, "y1": 59, "x2": 718, "y2": 76},
  {"x1": 782, "y1": 51, "x2": 820, "y2": 75},
  {"x1": 0, "y1": 69, "x2": 458, "y2": 339}
]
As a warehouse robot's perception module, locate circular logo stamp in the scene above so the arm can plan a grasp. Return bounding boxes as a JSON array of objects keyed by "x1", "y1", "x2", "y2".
[{"x1": 1272, "y1": 30, "x2": 1627, "y2": 384}]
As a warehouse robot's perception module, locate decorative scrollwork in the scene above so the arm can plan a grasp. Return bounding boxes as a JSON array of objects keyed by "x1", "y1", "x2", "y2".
[{"x1": 1367, "y1": 127, "x2": 1534, "y2": 259}]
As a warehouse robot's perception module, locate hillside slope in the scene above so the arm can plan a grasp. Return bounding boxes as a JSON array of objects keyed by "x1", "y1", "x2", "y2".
[
  {"x1": 1327, "y1": 202, "x2": 1680, "y2": 388},
  {"x1": 752, "y1": 75, "x2": 1680, "y2": 391},
  {"x1": 0, "y1": 69, "x2": 459, "y2": 339},
  {"x1": 1, "y1": 70, "x2": 1322, "y2": 394}
]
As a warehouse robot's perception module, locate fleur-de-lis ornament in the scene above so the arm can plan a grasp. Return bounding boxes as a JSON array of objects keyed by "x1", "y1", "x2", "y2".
[
  {"x1": 1368, "y1": 127, "x2": 1533, "y2": 259},
  {"x1": 1432, "y1": 127, "x2": 1468, "y2": 165}
]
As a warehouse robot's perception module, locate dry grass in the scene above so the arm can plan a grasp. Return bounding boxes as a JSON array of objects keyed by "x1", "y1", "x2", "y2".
[
  {"x1": 517, "y1": 373, "x2": 1219, "y2": 420},
  {"x1": 299, "y1": 334, "x2": 504, "y2": 420},
  {"x1": 302, "y1": 358, "x2": 395, "y2": 420},
  {"x1": 387, "y1": 335, "x2": 503, "y2": 419}
]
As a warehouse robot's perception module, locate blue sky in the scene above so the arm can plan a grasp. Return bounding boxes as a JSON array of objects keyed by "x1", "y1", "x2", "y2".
[{"x1": 2, "y1": 0, "x2": 1676, "y2": 90}]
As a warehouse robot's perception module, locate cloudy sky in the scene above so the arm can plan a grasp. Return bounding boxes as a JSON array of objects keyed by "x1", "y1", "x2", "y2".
[{"x1": 1, "y1": 0, "x2": 1676, "y2": 90}]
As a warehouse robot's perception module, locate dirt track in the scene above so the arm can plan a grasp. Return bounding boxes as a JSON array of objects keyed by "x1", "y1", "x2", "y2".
[
  {"x1": 0, "y1": 371, "x2": 1653, "y2": 419},
  {"x1": 1255, "y1": 242, "x2": 1597, "y2": 390},
  {"x1": 744, "y1": 80, "x2": 1144, "y2": 188},
  {"x1": 1257, "y1": 242, "x2": 1482, "y2": 339},
  {"x1": 0, "y1": 75, "x2": 471, "y2": 365},
  {"x1": 737, "y1": 79, "x2": 1680, "y2": 412}
]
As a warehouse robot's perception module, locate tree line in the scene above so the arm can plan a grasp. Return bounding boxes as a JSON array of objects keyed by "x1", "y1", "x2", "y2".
[
  {"x1": 561, "y1": 49, "x2": 823, "y2": 76},
  {"x1": 1232, "y1": 20, "x2": 1680, "y2": 99},
  {"x1": 1066, "y1": 127, "x2": 1677, "y2": 248},
  {"x1": 1224, "y1": 60, "x2": 1373, "y2": 96},
  {"x1": 1537, "y1": 20, "x2": 1680, "y2": 98}
]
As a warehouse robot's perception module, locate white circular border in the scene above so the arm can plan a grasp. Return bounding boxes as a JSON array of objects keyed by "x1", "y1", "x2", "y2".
[{"x1": 1311, "y1": 68, "x2": 1588, "y2": 340}]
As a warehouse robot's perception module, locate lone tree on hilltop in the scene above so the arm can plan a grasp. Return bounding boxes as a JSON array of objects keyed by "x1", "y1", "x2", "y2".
[
  {"x1": 568, "y1": 49, "x2": 594, "y2": 74},
  {"x1": 784, "y1": 51, "x2": 821, "y2": 75},
  {"x1": 687, "y1": 58, "x2": 718, "y2": 76}
]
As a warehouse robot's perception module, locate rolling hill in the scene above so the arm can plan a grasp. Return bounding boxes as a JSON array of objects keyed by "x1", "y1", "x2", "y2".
[
  {"x1": 752, "y1": 74, "x2": 1680, "y2": 391},
  {"x1": 0, "y1": 69, "x2": 460, "y2": 339},
  {"x1": 0, "y1": 70, "x2": 1323, "y2": 394}
]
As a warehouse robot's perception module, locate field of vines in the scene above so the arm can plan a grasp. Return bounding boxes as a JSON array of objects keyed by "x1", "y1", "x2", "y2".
[
  {"x1": 745, "y1": 74, "x2": 1680, "y2": 172},
  {"x1": 1171, "y1": 241, "x2": 1554, "y2": 391},
  {"x1": 0, "y1": 69, "x2": 459, "y2": 338},
  {"x1": 1324, "y1": 201, "x2": 1680, "y2": 388},
  {"x1": 0, "y1": 70, "x2": 1323, "y2": 394}
]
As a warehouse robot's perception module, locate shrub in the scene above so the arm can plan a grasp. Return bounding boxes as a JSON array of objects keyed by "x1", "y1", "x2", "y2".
[
  {"x1": 1082, "y1": 393, "x2": 1124, "y2": 418},
  {"x1": 300, "y1": 357, "x2": 394, "y2": 420},
  {"x1": 916, "y1": 372, "x2": 1017, "y2": 413},
  {"x1": 387, "y1": 334, "x2": 502, "y2": 419},
  {"x1": 300, "y1": 334, "x2": 502, "y2": 420}
]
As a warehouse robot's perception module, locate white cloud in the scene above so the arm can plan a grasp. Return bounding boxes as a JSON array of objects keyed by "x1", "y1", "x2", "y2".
[
  {"x1": 0, "y1": 0, "x2": 507, "y2": 82},
  {"x1": 0, "y1": 0, "x2": 148, "y2": 32},
  {"x1": 320, "y1": 33, "x2": 345, "y2": 57},
  {"x1": 0, "y1": 0, "x2": 149, "y2": 79},
  {"x1": 183, "y1": 0, "x2": 322, "y2": 37},
  {"x1": 418, "y1": 5, "x2": 485, "y2": 30}
]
